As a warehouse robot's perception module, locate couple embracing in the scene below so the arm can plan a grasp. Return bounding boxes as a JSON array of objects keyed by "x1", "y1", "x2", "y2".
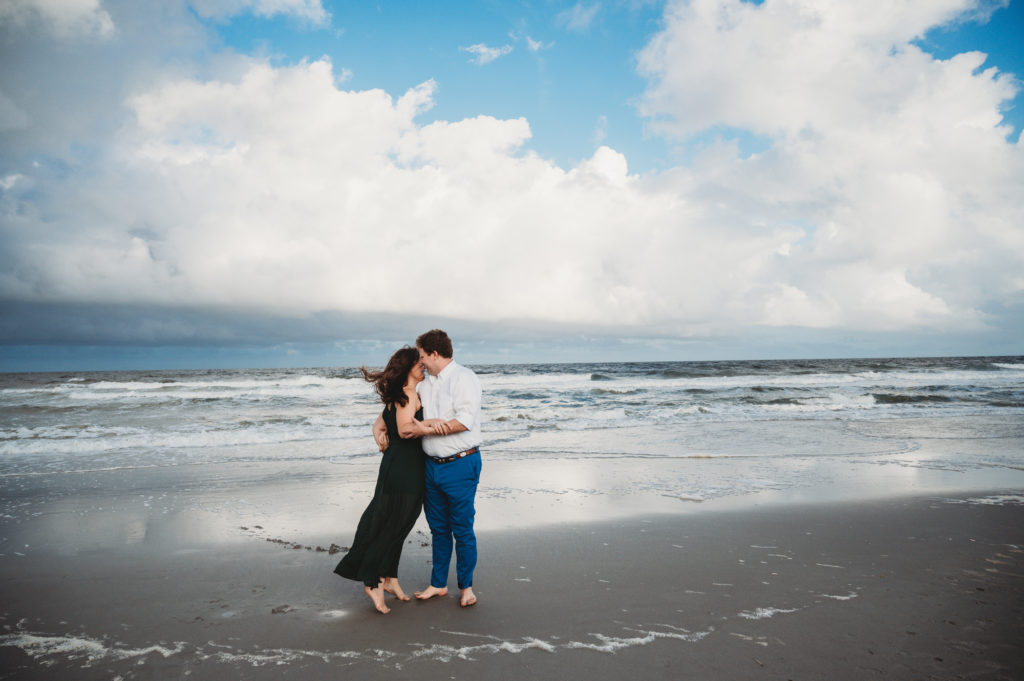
[{"x1": 334, "y1": 329, "x2": 483, "y2": 614}]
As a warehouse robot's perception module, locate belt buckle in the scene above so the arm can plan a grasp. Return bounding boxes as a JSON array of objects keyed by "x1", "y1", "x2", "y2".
[{"x1": 437, "y1": 446, "x2": 476, "y2": 464}]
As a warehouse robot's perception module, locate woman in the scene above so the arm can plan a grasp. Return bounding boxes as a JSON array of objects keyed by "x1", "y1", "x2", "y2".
[{"x1": 334, "y1": 346, "x2": 442, "y2": 614}]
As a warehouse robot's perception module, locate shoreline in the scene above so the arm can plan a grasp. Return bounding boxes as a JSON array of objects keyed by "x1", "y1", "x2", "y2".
[
  {"x1": 4, "y1": 431, "x2": 1024, "y2": 534},
  {"x1": 2, "y1": 487, "x2": 1023, "y2": 680}
]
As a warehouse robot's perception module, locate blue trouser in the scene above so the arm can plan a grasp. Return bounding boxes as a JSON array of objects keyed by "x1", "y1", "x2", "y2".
[{"x1": 423, "y1": 451, "x2": 481, "y2": 590}]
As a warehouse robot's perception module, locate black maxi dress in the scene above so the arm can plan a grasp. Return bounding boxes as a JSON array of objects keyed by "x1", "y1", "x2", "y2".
[{"x1": 334, "y1": 404, "x2": 426, "y2": 588}]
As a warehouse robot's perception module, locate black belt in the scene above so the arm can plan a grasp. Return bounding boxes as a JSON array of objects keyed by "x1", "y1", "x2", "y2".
[{"x1": 430, "y1": 446, "x2": 479, "y2": 464}]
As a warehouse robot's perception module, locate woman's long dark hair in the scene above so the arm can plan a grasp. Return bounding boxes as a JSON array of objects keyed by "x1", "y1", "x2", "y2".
[{"x1": 361, "y1": 346, "x2": 419, "y2": 407}]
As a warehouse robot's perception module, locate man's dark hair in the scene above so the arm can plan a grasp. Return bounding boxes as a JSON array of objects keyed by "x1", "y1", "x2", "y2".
[{"x1": 416, "y1": 329, "x2": 453, "y2": 358}]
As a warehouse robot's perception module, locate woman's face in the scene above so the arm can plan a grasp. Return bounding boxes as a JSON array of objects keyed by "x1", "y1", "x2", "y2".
[{"x1": 409, "y1": 361, "x2": 425, "y2": 383}]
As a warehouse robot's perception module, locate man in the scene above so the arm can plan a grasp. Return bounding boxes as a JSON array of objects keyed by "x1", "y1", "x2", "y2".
[{"x1": 412, "y1": 329, "x2": 483, "y2": 608}]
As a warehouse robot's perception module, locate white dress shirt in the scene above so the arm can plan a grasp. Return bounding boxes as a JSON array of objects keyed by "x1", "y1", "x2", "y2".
[{"x1": 418, "y1": 360, "x2": 482, "y2": 458}]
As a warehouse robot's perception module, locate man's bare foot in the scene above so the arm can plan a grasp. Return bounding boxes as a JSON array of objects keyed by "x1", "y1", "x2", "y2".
[
  {"x1": 460, "y1": 587, "x2": 477, "y2": 608},
  {"x1": 382, "y1": 578, "x2": 410, "y2": 601},
  {"x1": 414, "y1": 585, "x2": 448, "y2": 600},
  {"x1": 365, "y1": 585, "x2": 390, "y2": 614}
]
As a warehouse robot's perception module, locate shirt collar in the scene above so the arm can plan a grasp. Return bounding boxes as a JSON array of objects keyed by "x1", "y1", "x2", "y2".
[{"x1": 435, "y1": 360, "x2": 457, "y2": 380}]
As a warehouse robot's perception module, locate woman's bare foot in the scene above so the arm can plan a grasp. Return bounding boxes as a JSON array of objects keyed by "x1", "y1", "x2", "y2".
[
  {"x1": 365, "y1": 584, "x2": 390, "y2": 614},
  {"x1": 382, "y1": 578, "x2": 410, "y2": 601},
  {"x1": 414, "y1": 585, "x2": 448, "y2": 600},
  {"x1": 459, "y1": 587, "x2": 477, "y2": 608}
]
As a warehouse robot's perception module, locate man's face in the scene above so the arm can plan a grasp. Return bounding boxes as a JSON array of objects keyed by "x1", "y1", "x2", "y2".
[{"x1": 417, "y1": 347, "x2": 441, "y2": 376}]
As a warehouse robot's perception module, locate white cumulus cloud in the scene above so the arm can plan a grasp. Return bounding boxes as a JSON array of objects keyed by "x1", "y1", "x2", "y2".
[
  {"x1": 0, "y1": 57, "x2": 814, "y2": 333},
  {"x1": 634, "y1": 0, "x2": 1024, "y2": 332},
  {"x1": 0, "y1": 0, "x2": 1021, "y2": 349}
]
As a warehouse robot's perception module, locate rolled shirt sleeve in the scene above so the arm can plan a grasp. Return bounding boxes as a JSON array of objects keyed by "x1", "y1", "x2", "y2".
[{"x1": 450, "y1": 369, "x2": 481, "y2": 431}]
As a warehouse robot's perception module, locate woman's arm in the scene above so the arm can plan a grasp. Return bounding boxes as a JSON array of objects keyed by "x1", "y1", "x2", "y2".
[{"x1": 395, "y1": 395, "x2": 436, "y2": 439}]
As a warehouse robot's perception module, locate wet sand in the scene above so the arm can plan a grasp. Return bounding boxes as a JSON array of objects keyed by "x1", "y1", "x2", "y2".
[{"x1": 2, "y1": 483, "x2": 1023, "y2": 680}]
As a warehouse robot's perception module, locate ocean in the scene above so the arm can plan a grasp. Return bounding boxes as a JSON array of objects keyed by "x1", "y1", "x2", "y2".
[
  {"x1": 2, "y1": 356, "x2": 1023, "y2": 505},
  {"x1": 2, "y1": 356, "x2": 1024, "y2": 675}
]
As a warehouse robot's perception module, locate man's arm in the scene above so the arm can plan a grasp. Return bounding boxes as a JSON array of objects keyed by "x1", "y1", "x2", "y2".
[
  {"x1": 435, "y1": 369, "x2": 480, "y2": 436},
  {"x1": 372, "y1": 411, "x2": 388, "y2": 452},
  {"x1": 433, "y1": 419, "x2": 468, "y2": 436}
]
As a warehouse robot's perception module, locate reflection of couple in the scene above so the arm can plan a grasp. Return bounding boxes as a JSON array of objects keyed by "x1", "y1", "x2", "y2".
[{"x1": 334, "y1": 329, "x2": 483, "y2": 614}]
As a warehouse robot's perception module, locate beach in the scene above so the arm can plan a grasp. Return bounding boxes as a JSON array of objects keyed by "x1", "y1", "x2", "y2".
[
  {"x1": 1, "y1": 455, "x2": 1023, "y2": 680},
  {"x1": 2, "y1": 359, "x2": 1023, "y2": 678}
]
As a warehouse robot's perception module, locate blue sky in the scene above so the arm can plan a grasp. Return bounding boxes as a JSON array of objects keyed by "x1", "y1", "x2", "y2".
[
  {"x1": 1, "y1": 0, "x2": 1022, "y2": 371},
  {"x1": 215, "y1": 2, "x2": 673, "y2": 171}
]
